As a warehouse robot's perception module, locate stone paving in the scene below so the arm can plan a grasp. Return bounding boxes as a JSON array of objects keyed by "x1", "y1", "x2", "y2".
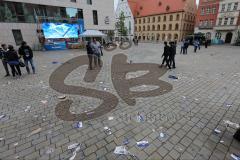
[{"x1": 0, "y1": 43, "x2": 240, "y2": 160}]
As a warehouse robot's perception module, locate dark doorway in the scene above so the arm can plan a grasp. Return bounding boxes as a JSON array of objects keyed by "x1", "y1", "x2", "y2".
[{"x1": 225, "y1": 32, "x2": 233, "y2": 43}]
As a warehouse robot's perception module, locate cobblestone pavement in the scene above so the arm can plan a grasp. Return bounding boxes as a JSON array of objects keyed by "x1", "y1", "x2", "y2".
[{"x1": 0, "y1": 43, "x2": 240, "y2": 160}]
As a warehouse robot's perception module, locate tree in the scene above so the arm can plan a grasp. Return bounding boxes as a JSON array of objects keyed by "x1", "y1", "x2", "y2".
[{"x1": 117, "y1": 11, "x2": 128, "y2": 37}]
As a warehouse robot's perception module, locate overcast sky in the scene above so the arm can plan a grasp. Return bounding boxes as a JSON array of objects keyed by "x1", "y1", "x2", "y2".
[{"x1": 114, "y1": 0, "x2": 200, "y2": 10}]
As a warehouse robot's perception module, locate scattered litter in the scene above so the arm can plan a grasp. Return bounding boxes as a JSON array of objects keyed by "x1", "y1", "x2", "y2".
[
  {"x1": 104, "y1": 126, "x2": 112, "y2": 135},
  {"x1": 45, "y1": 148, "x2": 54, "y2": 154},
  {"x1": 195, "y1": 98, "x2": 199, "y2": 101},
  {"x1": 224, "y1": 120, "x2": 240, "y2": 129},
  {"x1": 137, "y1": 141, "x2": 149, "y2": 148},
  {"x1": 114, "y1": 146, "x2": 128, "y2": 155},
  {"x1": 68, "y1": 143, "x2": 80, "y2": 150},
  {"x1": 52, "y1": 61, "x2": 59, "y2": 64},
  {"x1": 231, "y1": 154, "x2": 240, "y2": 160},
  {"x1": 108, "y1": 116, "x2": 114, "y2": 121},
  {"x1": 0, "y1": 137, "x2": 4, "y2": 141},
  {"x1": 27, "y1": 128, "x2": 42, "y2": 137},
  {"x1": 220, "y1": 140, "x2": 224, "y2": 143},
  {"x1": 182, "y1": 96, "x2": 186, "y2": 99},
  {"x1": 123, "y1": 137, "x2": 129, "y2": 145},
  {"x1": 159, "y1": 132, "x2": 169, "y2": 142},
  {"x1": 24, "y1": 106, "x2": 31, "y2": 112},
  {"x1": 136, "y1": 113, "x2": 144, "y2": 123},
  {"x1": 225, "y1": 103, "x2": 233, "y2": 107},
  {"x1": 13, "y1": 142, "x2": 18, "y2": 146},
  {"x1": 168, "y1": 75, "x2": 178, "y2": 79},
  {"x1": 214, "y1": 129, "x2": 221, "y2": 134},
  {"x1": 58, "y1": 95, "x2": 66, "y2": 100},
  {"x1": 0, "y1": 114, "x2": 6, "y2": 120},
  {"x1": 74, "y1": 122, "x2": 83, "y2": 128},
  {"x1": 41, "y1": 100, "x2": 48, "y2": 104},
  {"x1": 99, "y1": 82, "x2": 104, "y2": 84},
  {"x1": 69, "y1": 145, "x2": 80, "y2": 160},
  {"x1": 103, "y1": 88, "x2": 108, "y2": 91}
]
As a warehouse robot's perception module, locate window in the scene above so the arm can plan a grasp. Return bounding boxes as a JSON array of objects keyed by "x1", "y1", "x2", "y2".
[
  {"x1": 147, "y1": 25, "x2": 150, "y2": 31},
  {"x1": 212, "y1": 7, "x2": 216, "y2": 14},
  {"x1": 163, "y1": 24, "x2": 166, "y2": 30},
  {"x1": 199, "y1": 21, "x2": 203, "y2": 26},
  {"x1": 78, "y1": 9, "x2": 83, "y2": 19},
  {"x1": 176, "y1": 14, "x2": 180, "y2": 21},
  {"x1": 233, "y1": 3, "x2": 238, "y2": 10},
  {"x1": 152, "y1": 17, "x2": 155, "y2": 23},
  {"x1": 152, "y1": 25, "x2": 155, "y2": 31},
  {"x1": 224, "y1": 18, "x2": 228, "y2": 25},
  {"x1": 12, "y1": 30, "x2": 23, "y2": 45},
  {"x1": 139, "y1": 26, "x2": 141, "y2": 31},
  {"x1": 92, "y1": 10, "x2": 98, "y2": 25},
  {"x1": 169, "y1": 24, "x2": 172, "y2": 30},
  {"x1": 210, "y1": 20, "x2": 213, "y2": 26},
  {"x1": 139, "y1": 19, "x2": 141, "y2": 24},
  {"x1": 87, "y1": 0, "x2": 92, "y2": 5},
  {"x1": 201, "y1": 8, "x2": 204, "y2": 15},
  {"x1": 230, "y1": 17, "x2": 234, "y2": 25},
  {"x1": 163, "y1": 16, "x2": 166, "y2": 21},
  {"x1": 221, "y1": 4, "x2": 225, "y2": 12},
  {"x1": 157, "y1": 25, "x2": 160, "y2": 30},
  {"x1": 158, "y1": 16, "x2": 161, "y2": 22},
  {"x1": 71, "y1": 0, "x2": 76, "y2": 2},
  {"x1": 206, "y1": 8, "x2": 210, "y2": 14},
  {"x1": 227, "y1": 3, "x2": 232, "y2": 11},
  {"x1": 218, "y1": 18, "x2": 222, "y2": 25},
  {"x1": 143, "y1": 18, "x2": 145, "y2": 23},
  {"x1": 143, "y1": 26, "x2": 145, "y2": 31},
  {"x1": 169, "y1": 15, "x2": 173, "y2": 21},
  {"x1": 148, "y1": 17, "x2": 150, "y2": 23},
  {"x1": 66, "y1": 8, "x2": 78, "y2": 18},
  {"x1": 175, "y1": 23, "x2": 179, "y2": 30}
]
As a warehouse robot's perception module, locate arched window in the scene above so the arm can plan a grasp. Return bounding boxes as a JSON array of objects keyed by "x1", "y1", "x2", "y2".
[
  {"x1": 157, "y1": 33, "x2": 160, "y2": 41},
  {"x1": 157, "y1": 25, "x2": 160, "y2": 31},
  {"x1": 152, "y1": 25, "x2": 155, "y2": 31},
  {"x1": 170, "y1": 15, "x2": 173, "y2": 21},
  {"x1": 175, "y1": 23, "x2": 179, "y2": 30},
  {"x1": 152, "y1": 17, "x2": 155, "y2": 23},
  {"x1": 164, "y1": 16, "x2": 166, "y2": 21},
  {"x1": 174, "y1": 34, "x2": 178, "y2": 40},
  {"x1": 147, "y1": 25, "x2": 150, "y2": 31},
  {"x1": 143, "y1": 26, "x2": 145, "y2": 31},
  {"x1": 163, "y1": 24, "x2": 166, "y2": 30},
  {"x1": 148, "y1": 17, "x2": 150, "y2": 23},
  {"x1": 135, "y1": 26, "x2": 137, "y2": 31},
  {"x1": 162, "y1": 34, "x2": 166, "y2": 41},
  {"x1": 158, "y1": 16, "x2": 161, "y2": 22},
  {"x1": 169, "y1": 24, "x2": 172, "y2": 30},
  {"x1": 143, "y1": 18, "x2": 145, "y2": 23},
  {"x1": 176, "y1": 14, "x2": 180, "y2": 21},
  {"x1": 139, "y1": 26, "x2": 141, "y2": 31}
]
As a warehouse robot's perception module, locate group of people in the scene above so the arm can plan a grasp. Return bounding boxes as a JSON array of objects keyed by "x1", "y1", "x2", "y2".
[
  {"x1": 160, "y1": 41, "x2": 176, "y2": 69},
  {"x1": 180, "y1": 39, "x2": 190, "y2": 54},
  {"x1": 0, "y1": 41, "x2": 35, "y2": 77},
  {"x1": 86, "y1": 38, "x2": 103, "y2": 70}
]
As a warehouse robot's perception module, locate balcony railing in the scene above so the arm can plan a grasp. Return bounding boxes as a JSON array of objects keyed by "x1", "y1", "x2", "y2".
[{"x1": 198, "y1": 25, "x2": 214, "y2": 29}]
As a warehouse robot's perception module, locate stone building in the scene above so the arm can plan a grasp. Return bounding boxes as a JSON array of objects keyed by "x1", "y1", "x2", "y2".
[
  {"x1": 128, "y1": 0, "x2": 197, "y2": 42},
  {"x1": 0, "y1": 0, "x2": 115, "y2": 48},
  {"x1": 214, "y1": 0, "x2": 240, "y2": 44},
  {"x1": 195, "y1": 0, "x2": 220, "y2": 41}
]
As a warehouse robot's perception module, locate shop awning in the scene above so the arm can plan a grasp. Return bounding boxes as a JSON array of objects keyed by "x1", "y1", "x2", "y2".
[{"x1": 80, "y1": 30, "x2": 106, "y2": 37}]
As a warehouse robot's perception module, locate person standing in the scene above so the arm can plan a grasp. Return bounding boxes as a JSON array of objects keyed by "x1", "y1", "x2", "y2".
[
  {"x1": 0, "y1": 44, "x2": 10, "y2": 77},
  {"x1": 194, "y1": 40, "x2": 198, "y2": 53},
  {"x1": 91, "y1": 38, "x2": 102, "y2": 68},
  {"x1": 160, "y1": 42, "x2": 171, "y2": 69},
  {"x1": 205, "y1": 40, "x2": 208, "y2": 48},
  {"x1": 183, "y1": 40, "x2": 189, "y2": 54},
  {"x1": 6, "y1": 45, "x2": 21, "y2": 77},
  {"x1": 86, "y1": 41, "x2": 94, "y2": 70},
  {"x1": 197, "y1": 40, "x2": 201, "y2": 50},
  {"x1": 18, "y1": 41, "x2": 35, "y2": 74},
  {"x1": 180, "y1": 39, "x2": 184, "y2": 54},
  {"x1": 169, "y1": 42, "x2": 176, "y2": 69}
]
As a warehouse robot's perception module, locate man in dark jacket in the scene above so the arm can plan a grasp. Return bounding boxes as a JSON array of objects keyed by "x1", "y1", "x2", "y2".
[
  {"x1": 86, "y1": 41, "x2": 94, "y2": 70},
  {"x1": 160, "y1": 42, "x2": 171, "y2": 69},
  {"x1": 0, "y1": 44, "x2": 10, "y2": 77},
  {"x1": 169, "y1": 41, "x2": 176, "y2": 69},
  {"x1": 18, "y1": 41, "x2": 35, "y2": 74},
  {"x1": 6, "y1": 45, "x2": 22, "y2": 77}
]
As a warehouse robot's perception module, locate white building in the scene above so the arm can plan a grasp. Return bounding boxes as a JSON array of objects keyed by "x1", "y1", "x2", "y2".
[
  {"x1": 0, "y1": 0, "x2": 115, "y2": 48},
  {"x1": 214, "y1": 0, "x2": 240, "y2": 44},
  {"x1": 115, "y1": 0, "x2": 134, "y2": 39}
]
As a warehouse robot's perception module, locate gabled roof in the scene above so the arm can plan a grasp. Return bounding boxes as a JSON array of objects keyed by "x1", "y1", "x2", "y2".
[{"x1": 128, "y1": 0, "x2": 197, "y2": 17}]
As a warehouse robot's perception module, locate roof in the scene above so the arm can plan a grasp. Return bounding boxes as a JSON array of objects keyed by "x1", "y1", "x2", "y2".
[
  {"x1": 128, "y1": 0, "x2": 197, "y2": 17},
  {"x1": 80, "y1": 30, "x2": 106, "y2": 37}
]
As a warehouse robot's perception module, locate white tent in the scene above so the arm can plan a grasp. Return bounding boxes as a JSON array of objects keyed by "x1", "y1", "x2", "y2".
[{"x1": 80, "y1": 30, "x2": 106, "y2": 37}]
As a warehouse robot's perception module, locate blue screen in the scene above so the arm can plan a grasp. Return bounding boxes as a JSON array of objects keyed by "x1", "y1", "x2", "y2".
[{"x1": 42, "y1": 23, "x2": 78, "y2": 39}]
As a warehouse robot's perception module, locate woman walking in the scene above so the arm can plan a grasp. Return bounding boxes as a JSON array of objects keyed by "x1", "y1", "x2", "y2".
[{"x1": 6, "y1": 45, "x2": 22, "y2": 77}]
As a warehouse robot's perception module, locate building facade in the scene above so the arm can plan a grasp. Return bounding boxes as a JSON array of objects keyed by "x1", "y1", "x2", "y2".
[
  {"x1": 214, "y1": 0, "x2": 240, "y2": 44},
  {"x1": 0, "y1": 0, "x2": 115, "y2": 48},
  {"x1": 195, "y1": 0, "x2": 220, "y2": 41},
  {"x1": 129, "y1": 0, "x2": 197, "y2": 42},
  {"x1": 115, "y1": 0, "x2": 135, "y2": 38}
]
